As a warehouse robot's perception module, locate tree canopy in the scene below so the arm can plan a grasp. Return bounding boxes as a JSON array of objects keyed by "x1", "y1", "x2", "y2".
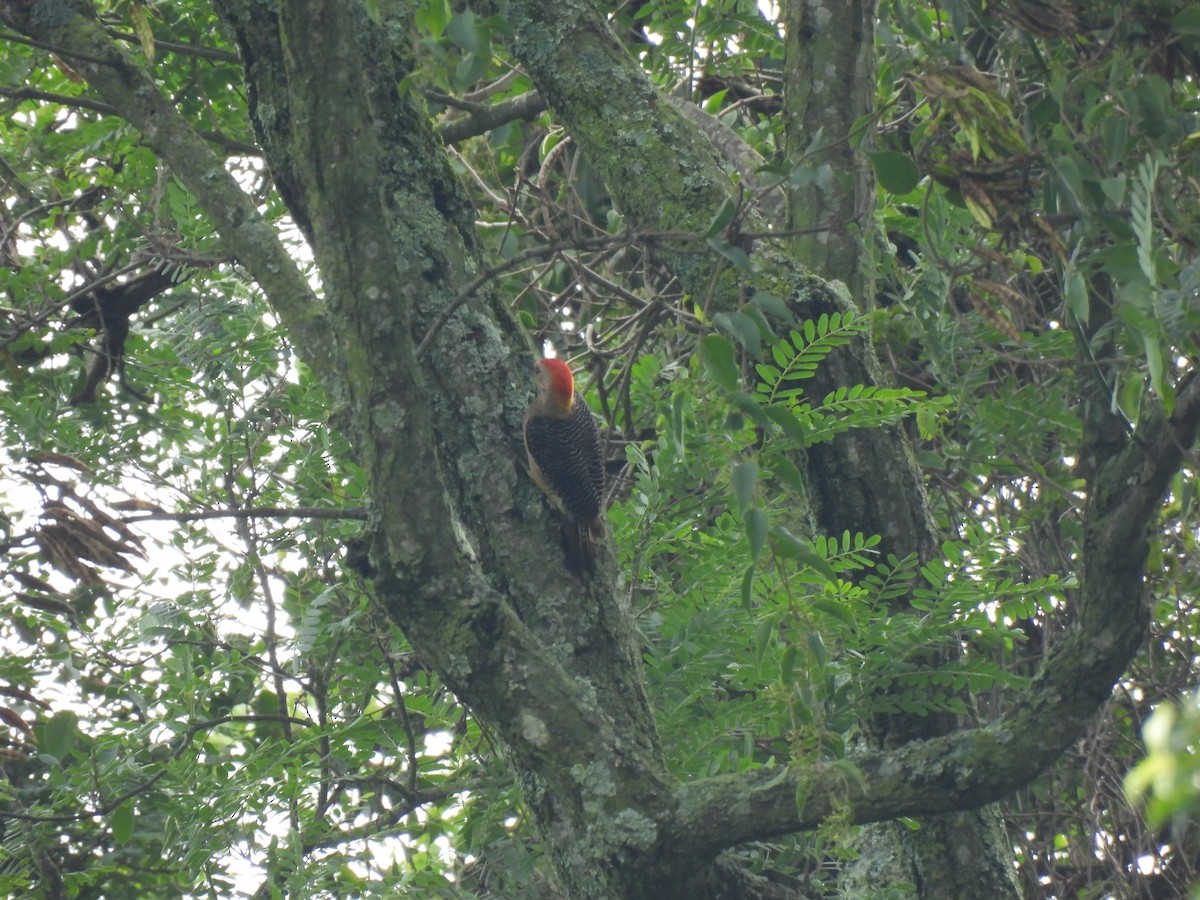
[{"x1": 0, "y1": 0, "x2": 1198, "y2": 897}]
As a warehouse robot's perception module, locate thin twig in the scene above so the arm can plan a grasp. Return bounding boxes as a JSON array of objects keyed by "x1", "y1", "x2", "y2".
[
  {"x1": 0, "y1": 714, "x2": 312, "y2": 824},
  {"x1": 121, "y1": 505, "x2": 368, "y2": 523},
  {"x1": 415, "y1": 230, "x2": 700, "y2": 359}
]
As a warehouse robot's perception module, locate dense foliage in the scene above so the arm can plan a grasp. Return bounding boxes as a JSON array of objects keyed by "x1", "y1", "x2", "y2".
[{"x1": 0, "y1": 0, "x2": 1197, "y2": 897}]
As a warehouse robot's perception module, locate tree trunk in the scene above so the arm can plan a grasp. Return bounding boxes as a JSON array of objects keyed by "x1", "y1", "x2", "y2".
[
  {"x1": 4, "y1": 0, "x2": 1197, "y2": 897},
  {"x1": 781, "y1": 2, "x2": 1020, "y2": 894}
]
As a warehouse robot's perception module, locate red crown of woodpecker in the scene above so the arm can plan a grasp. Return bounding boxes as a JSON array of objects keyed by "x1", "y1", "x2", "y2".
[{"x1": 538, "y1": 357, "x2": 575, "y2": 410}]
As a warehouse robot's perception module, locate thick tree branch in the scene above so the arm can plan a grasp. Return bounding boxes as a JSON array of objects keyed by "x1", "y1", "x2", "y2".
[
  {"x1": 669, "y1": 373, "x2": 1200, "y2": 855},
  {"x1": 0, "y1": 84, "x2": 259, "y2": 154},
  {"x1": 436, "y1": 88, "x2": 548, "y2": 143},
  {"x1": 1087, "y1": 373, "x2": 1200, "y2": 558},
  {"x1": 105, "y1": 26, "x2": 242, "y2": 63},
  {"x1": 0, "y1": 83, "x2": 116, "y2": 115},
  {"x1": 209, "y1": 4, "x2": 672, "y2": 896},
  {"x1": 483, "y1": 0, "x2": 1200, "y2": 883}
]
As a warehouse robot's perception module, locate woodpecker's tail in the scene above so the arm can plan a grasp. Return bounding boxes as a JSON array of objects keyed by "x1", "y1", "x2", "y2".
[{"x1": 563, "y1": 517, "x2": 605, "y2": 575}]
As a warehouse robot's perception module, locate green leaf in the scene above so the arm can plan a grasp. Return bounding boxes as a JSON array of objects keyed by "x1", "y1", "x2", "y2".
[
  {"x1": 670, "y1": 390, "x2": 687, "y2": 456},
  {"x1": 700, "y1": 334, "x2": 738, "y2": 390},
  {"x1": 43, "y1": 710, "x2": 79, "y2": 759},
  {"x1": 1053, "y1": 155, "x2": 1086, "y2": 214},
  {"x1": 806, "y1": 630, "x2": 827, "y2": 666},
  {"x1": 416, "y1": 0, "x2": 452, "y2": 36},
  {"x1": 770, "y1": 526, "x2": 838, "y2": 581},
  {"x1": 702, "y1": 89, "x2": 729, "y2": 114},
  {"x1": 751, "y1": 291, "x2": 795, "y2": 324},
  {"x1": 810, "y1": 595, "x2": 858, "y2": 630},
  {"x1": 768, "y1": 455, "x2": 807, "y2": 495},
  {"x1": 111, "y1": 803, "x2": 135, "y2": 844},
  {"x1": 795, "y1": 777, "x2": 812, "y2": 817},
  {"x1": 729, "y1": 390, "x2": 772, "y2": 426},
  {"x1": 1144, "y1": 334, "x2": 1169, "y2": 413},
  {"x1": 706, "y1": 236, "x2": 752, "y2": 271},
  {"x1": 962, "y1": 191, "x2": 993, "y2": 229},
  {"x1": 754, "y1": 617, "x2": 774, "y2": 665},
  {"x1": 741, "y1": 564, "x2": 756, "y2": 610},
  {"x1": 740, "y1": 303, "x2": 777, "y2": 343},
  {"x1": 744, "y1": 507, "x2": 768, "y2": 561},
  {"x1": 831, "y1": 757, "x2": 868, "y2": 792},
  {"x1": 703, "y1": 198, "x2": 738, "y2": 238},
  {"x1": 1102, "y1": 115, "x2": 1128, "y2": 167},
  {"x1": 764, "y1": 404, "x2": 807, "y2": 442},
  {"x1": 715, "y1": 312, "x2": 763, "y2": 357},
  {"x1": 1065, "y1": 269, "x2": 1089, "y2": 324},
  {"x1": 453, "y1": 53, "x2": 490, "y2": 91},
  {"x1": 1173, "y1": 6, "x2": 1200, "y2": 35},
  {"x1": 779, "y1": 645, "x2": 797, "y2": 684},
  {"x1": 731, "y1": 460, "x2": 758, "y2": 510},
  {"x1": 1100, "y1": 175, "x2": 1127, "y2": 208},
  {"x1": 446, "y1": 11, "x2": 486, "y2": 53},
  {"x1": 867, "y1": 150, "x2": 921, "y2": 195},
  {"x1": 1132, "y1": 154, "x2": 1159, "y2": 286}
]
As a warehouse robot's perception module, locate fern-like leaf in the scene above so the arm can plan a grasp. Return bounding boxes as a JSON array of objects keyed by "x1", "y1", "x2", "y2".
[
  {"x1": 1132, "y1": 153, "x2": 1159, "y2": 287},
  {"x1": 756, "y1": 312, "x2": 870, "y2": 401}
]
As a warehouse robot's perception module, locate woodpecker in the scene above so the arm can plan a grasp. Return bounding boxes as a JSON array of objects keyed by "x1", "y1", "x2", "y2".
[{"x1": 523, "y1": 357, "x2": 606, "y2": 573}]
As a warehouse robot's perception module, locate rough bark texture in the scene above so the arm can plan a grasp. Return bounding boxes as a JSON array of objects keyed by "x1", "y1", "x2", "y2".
[
  {"x1": 781, "y1": 2, "x2": 1019, "y2": 894},
  {"x1": 211, "y1": 4, "x2": 676, "y2": 895},
  {"x1": 4, "y1": 1, "x2": 1198, "y2": 897},
  {"x1": 783, "y1": 0, "x2": 877, "y2": 305}
]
